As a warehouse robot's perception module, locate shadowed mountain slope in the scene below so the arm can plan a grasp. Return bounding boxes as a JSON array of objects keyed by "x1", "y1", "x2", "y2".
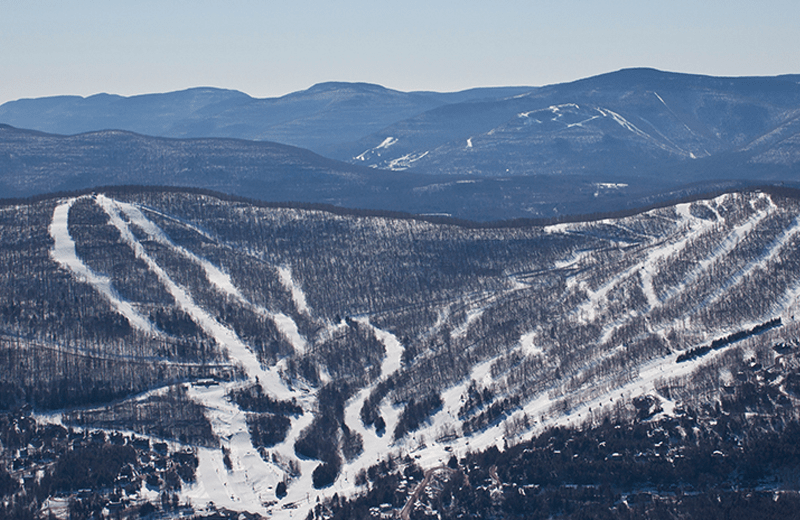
[{"x1": 0, "y1": 83, "x2": 534, "y2": 155}]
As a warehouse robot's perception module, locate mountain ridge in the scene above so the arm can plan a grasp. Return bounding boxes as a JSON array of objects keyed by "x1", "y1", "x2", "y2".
[
  {"x1": 4, "y1": 68, "x2": 800, "y2": 222},
  {"x1": 5, "y1": 122, "x2": 769, "y2": 221},
  {"x1": 0, "y1": 81, "x2": 534, "y2": 154}
]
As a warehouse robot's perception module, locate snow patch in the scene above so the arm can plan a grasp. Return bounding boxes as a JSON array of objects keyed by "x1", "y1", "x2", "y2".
[
  {"x1": 354, "y1": 137, "x2": 398, "y2": 161},
  {"x1": 277, "y1": 265, "x2": 311, "y2": 317},
  {"x1": 567, "y1": 115, "x2": 601, "y2": 128},
  {"x1": 387, "y1": 151, "x2": 429, "y2": 171},
  {"x1": 376, "y1": 137, "x2": 397, "y2": 150},
  {"x1": 519, "y1": 331, "x2": 543, "y2": 357}
]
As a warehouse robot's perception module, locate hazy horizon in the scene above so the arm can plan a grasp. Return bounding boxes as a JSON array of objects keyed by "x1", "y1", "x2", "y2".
[{"x1": 2, "y1": 1, "x2": 799, "y2": 105}]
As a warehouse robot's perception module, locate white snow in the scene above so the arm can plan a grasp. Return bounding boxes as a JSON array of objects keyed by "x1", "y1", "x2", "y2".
[
  {"x1": 366, "y1": 319, "x2": 405, "y2": 380},
  {"x1": 595, "y1": 107, "x2": 676, "y2": 154},
  {"x1": 638, "y1": 204, "x2": 710, "y2": 309},
  {"x1": 451, "y1": 308, "x2": 485, "y2": 340},
  {"x1": 703, "y1": 209, "x2": 800, "y2": 310},
  {"x1": 376, "y1": 137, "x2": 398, "y2": 150},
  {"x1": 567, "y1": 115, "x2": 600, "y2": 128},
  {"x1": 108, "y1": 196, "x2": 245, "y2": 300},
  {"x1": 107, "y1": 198, "x2": 309, "y2": 354},
  {"x1": 354, "y1": 137, "x2": 398, "y2": 161},
  {"x1": 256, "y1": 321, "x2": 409, "y2": 518},
  {"x1": 277, "y1": 265, "x2": 311, "y2": 317},
  {"x1": 185, "y1": 383, "x2": 281, "y2": 515},
  {"x1": 387, "y1": 151, "x2": 429, "y2": 171},
  {"x1": 49, "y1": 198, "x2": 155, "y2": 334},
  {"x1": 653, "y1": 91, "x2": 703, "y2": 148},
  {"x1": 519, "y1": 331, "x2": 543, "y2": 357},
  {"x1": 403, "y1": 322, "x2": 761, "y2": 472},
  {"x1": 97, "y1": 195, "x2": 293, "y2": 396},
  {"x1": 45, "y1": 191, "x2": 800, "y2": 520},
  {"x1": 73, "y1": 195, "x2": 320, "y2": 517},
  {"x1": 594, "y1": 182, "x2": 629, "y2": 189},
  {"x1": 662, "y1": 195, "x2": 771, "y2": 306},
  {"x1": 340, "y1": 321, "x2": 404, "y2": 461}
]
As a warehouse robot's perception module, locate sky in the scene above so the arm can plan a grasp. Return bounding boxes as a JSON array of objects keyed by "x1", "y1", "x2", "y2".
[{"x1": 1, "y1": 0, "x2": 799, "y2": 105}]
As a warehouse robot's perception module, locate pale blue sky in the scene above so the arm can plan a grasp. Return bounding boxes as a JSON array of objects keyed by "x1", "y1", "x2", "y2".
[{"x1": 2, "y1": 0, "x2": 798, "y2": 104}]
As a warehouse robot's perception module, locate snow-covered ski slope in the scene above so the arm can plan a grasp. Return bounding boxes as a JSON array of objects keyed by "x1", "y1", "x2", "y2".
[
  {"x1": 50, "y1": 195, "x2": 314, "y2": 516},
  {"x1": 43, "y1": 189, "x2": 800, "y2": 518}
]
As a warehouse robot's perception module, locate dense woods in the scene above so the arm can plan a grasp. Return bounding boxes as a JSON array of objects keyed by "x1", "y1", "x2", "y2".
[{"x1": 2, "y1": 186, "x2": 800, "y2": 517}]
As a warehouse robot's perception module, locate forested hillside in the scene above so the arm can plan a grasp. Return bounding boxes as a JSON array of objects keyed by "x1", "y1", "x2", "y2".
[{"x1": 2, "y1": 186, "x2": 800, "y2": 518}]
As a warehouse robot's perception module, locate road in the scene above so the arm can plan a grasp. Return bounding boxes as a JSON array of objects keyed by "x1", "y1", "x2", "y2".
[{"x1": 400, "y1": 466, "x2": 454, "y2": 520}]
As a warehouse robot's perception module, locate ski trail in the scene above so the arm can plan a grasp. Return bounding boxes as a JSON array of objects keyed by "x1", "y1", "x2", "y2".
[
  {"x1": 49, "y1": 198, "x2": 155, "y2": 334},
  {"x1": 639, "y1": 202, "x2": 710, "y2": 309},
  {"x1": 362, "y1": 319, "x2": 405, "y2": 380},
  {"x1": 596, "y1": 107, "x2": 674, "y2": 153},
  {"x1": 703, "y1": 211, "x2": 800, "y2": 310},
  {"x1": 395, "y1": 336, "x2": 542, "y2": 471},
  {"x1": 404, "y1": 312, "x2": 781, "y2": 472},
  {"x1": 265, "y1": 401, "x2": 317, "y2": 511},
  {"x1": 95, "y1": 195, "x2": 318, "y2": 515},
  {"x1": 104, "y1": 196, "x2": 308, "y2": 355},
  {"x1": 652, "y1": 91, "x2": 702, "y2": 152},
  {"x1": 595, "y1": 204, "x2": 710, "y2": 344},
  {"x1": 112, "y1": 197, "x2": 245, "y2": 300},
  {"x1": 575, "y1": 262, "x2": 643, "y2": 323},
  {"x1": 278, "y1": 265, "x2": 311, "y2": 317},
  {"x1": 660, "y1": 197, "x2": 770, "y2": 305},
  {"x1": 338, "y1": 322, "x2": 405, "y2": 482},
  {"x1": 138, "y1": 205, "x2": 219, "y2": 243},
  {"x1": 185, "y1": 383, "x2": 281, "y2": 516},
  {"x1": 575, "y1": 203, "x2": 705, "y2": 323},
  {"x1": 96, "y1": 195, "x2": 293, "y2": 398},
  {"x1": 581, "y1": 196, "x2": 770, "y2": 347},
  {"x1": 256, "y1": 321, "x2": 407, "y2": 519}
]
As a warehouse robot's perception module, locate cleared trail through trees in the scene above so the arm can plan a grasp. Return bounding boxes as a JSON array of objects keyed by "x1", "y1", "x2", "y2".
[
  {"x1": 103, "y1": 196, "x2": 329, "y2": 516},
  {"x1": 338, "y1": 320, "x2": 406, "y2": 488},
  {"x1": 98, "y1": 195, "x2": 284, "y2": 391},
  {"x1": 51, "y1": 194, "x2": 328, "y2": 517},
  {"x1": 49, "y1": 197, "x2": 155, "y2": 334},
  {"x1": 112, "y1": 197, "x2": 309, "y2": 356},
  {"x1": 40, "y1": 190, "x2": 800, "y2": 520}
]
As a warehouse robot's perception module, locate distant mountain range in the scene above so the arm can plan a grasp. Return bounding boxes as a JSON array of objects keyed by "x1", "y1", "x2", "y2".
[
  {"x1": 1, "y1": 68, "x2": 799, "y2": 221},
  {"x1": 343, "y1": 69, "x2": 800, "y2": 176},
  {"x1": 0, "y1": 83, "x2": 533, "y2": 156},
  {"x1": 0, "y1": 124, "x2": 755, "y2": 222},
  {"x1": 4, "y1": 68, "x2": 800, "y2": 519}
]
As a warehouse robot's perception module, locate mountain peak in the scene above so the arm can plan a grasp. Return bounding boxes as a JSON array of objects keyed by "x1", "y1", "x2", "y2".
[{"x1": 302, "y1": 81, "x2": 393, "y2": 95}]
